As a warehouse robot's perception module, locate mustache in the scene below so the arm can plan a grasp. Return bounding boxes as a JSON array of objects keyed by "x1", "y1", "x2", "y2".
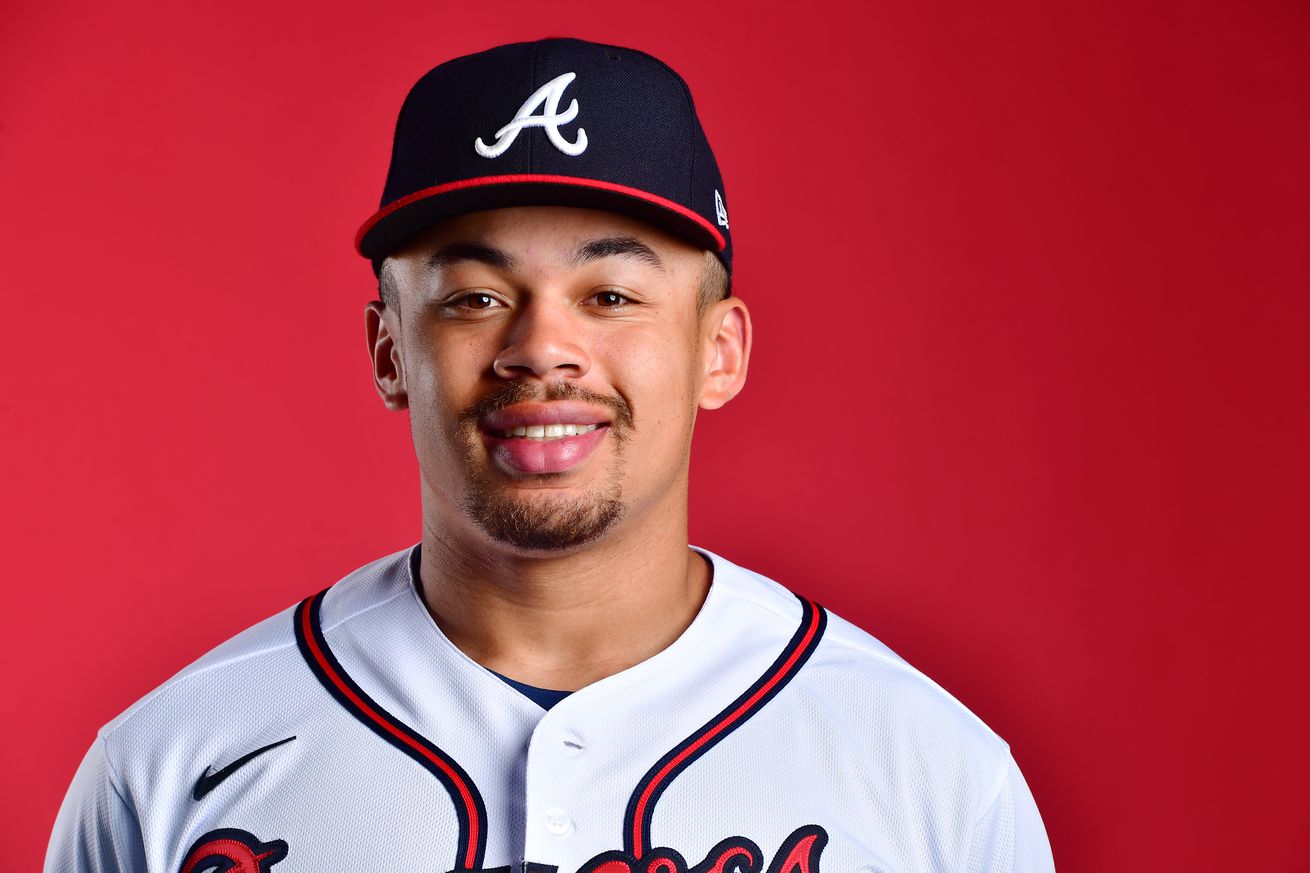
[{"x1": 458, "y1": 381, "x2": 634, "y2": 433}]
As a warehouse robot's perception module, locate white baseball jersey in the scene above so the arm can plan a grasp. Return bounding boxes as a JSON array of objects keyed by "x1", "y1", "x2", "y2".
[{"x1": 46, "y1": 543, "x2": 1054, "y2": 873}]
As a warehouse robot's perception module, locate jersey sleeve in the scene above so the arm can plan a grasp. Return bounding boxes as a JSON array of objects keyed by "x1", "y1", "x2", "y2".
[
  {"x1": 961, "y1": 751, "x2": 1055, "y2": 873},
  {"x1": 45, "y1": 734, "x2": 148, "y2": 873}
]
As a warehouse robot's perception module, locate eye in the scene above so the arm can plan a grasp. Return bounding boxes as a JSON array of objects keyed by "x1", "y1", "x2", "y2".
[
  {"x1": 591, "y1": 289, "x2": 635, "y2": 308},
  {"x1": 447, "y1": 291, "x2": 503, "y2": 310}
]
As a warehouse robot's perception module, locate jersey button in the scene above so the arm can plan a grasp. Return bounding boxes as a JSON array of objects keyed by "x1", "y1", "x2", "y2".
[{"x1": 543, "y1": 807, "x2": 573, "y2": 836}]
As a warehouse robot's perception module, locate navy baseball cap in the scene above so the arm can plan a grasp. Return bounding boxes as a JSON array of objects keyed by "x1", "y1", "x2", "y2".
[{"x1": 356, "y1": 37, "x2": 733, "y2": 278}]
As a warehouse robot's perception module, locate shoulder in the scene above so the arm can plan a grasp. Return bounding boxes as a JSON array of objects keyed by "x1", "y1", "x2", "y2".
[
  {"x1": 813, "y1": 606, "x2": 1012, "y2": 763},
  {"x1": 703, "y1": 546, "x2": 1014, "y2": 792},
  {"x1": 95, "y1": 545, "x2": 415, "y2": 766}
]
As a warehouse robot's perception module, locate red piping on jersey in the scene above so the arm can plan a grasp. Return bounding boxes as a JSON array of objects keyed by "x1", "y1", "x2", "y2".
[
  {"x1": 355, "y1": 174, "x2": 729, "y2": 254},
  {"x1": 298, "y1": 594, "x2": 481, "y2": 870},
  {"x1": 628, "y1": 599, "x2": 824, "y2": 858}
]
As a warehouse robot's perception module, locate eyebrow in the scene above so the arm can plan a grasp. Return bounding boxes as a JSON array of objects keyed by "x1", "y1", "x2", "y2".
[
  {"x1": 570, "y1": 236, "x2": 665, "y2": 272},
  {"x1": 426, "y1": 241, "x2": 518, "y2": 272},
  {"x1": 423, "y1": 235, "x2": 664, "y2": 274}
]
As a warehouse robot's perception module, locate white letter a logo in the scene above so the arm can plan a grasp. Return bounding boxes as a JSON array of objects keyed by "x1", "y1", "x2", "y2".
[{"x1": 475, "y1": 72, "x2": 588, "y2": 159}]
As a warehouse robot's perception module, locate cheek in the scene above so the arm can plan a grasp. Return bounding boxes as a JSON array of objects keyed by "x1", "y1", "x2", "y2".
[
  {"x1": 407, "y1": 336, "x2": 467, "y2": 398},
  {"x1": 403, "y1": 332, "x2": 485, "y2": 453},
  {"x1": 602, "y1": 328, "x2": 698, "y2": 433}
]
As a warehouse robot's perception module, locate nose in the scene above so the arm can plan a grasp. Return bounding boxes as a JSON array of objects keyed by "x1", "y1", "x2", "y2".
[{"x1": 491, "y1": 297, "x2": 592, "y2": 381}]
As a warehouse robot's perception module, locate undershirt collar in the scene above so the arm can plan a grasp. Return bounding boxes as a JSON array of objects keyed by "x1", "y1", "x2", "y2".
[{"x1": 486, "y1": 669, "x2": 573, "y2": 711}]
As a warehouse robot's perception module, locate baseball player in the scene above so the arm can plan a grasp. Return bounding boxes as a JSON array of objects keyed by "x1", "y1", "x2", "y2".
[{"x1": 46, "y1": 37, "x2": 1055, "y2": 873}]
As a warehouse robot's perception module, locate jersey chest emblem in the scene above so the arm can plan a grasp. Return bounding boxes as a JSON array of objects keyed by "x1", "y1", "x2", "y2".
[
  {"x1": 572, "y1": 824, "x2": 827, "y2": 873},
  {"x1": 172, "y1": 826, "x2": 822, "y2": 873},
  {"x1": 178, "y1": 828, "x2": 287, "y2": 873}
]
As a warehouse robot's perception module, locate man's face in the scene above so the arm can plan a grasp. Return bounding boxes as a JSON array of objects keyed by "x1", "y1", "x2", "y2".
[{"x1": 368, "y1": 206, "x2": 741, "y2": 555}]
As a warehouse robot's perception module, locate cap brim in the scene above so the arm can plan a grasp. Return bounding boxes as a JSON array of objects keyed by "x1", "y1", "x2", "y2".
[{"x1": 356, "y1": 174, "x2": 727, "y2": 262}]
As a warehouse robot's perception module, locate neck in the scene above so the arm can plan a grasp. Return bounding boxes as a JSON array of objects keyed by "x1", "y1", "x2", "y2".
[{"x1": 416, "y1": 488, "x2": 713, "y2": 692}]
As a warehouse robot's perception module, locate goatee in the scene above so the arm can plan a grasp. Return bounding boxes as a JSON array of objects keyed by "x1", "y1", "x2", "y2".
[{"x1": 454, "y1": 380, "x2": 635, "y2": 551}]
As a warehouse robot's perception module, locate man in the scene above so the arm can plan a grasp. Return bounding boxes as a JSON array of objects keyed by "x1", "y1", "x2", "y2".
[{"x1": 47, "y1": 37, "x2": 1055, "y2": 873}]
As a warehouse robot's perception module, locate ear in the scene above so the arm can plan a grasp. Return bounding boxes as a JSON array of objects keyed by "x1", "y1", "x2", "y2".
[
  {"x1": 365, "y1": 300, "x2": 408, "y2": 411},
  {"x1": 698, "y1": 296, "x2": 752, "y2": 410}
]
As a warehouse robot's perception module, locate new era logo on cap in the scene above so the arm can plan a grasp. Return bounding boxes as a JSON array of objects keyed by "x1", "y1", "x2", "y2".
[{"x1": 356, "y1": 38, "x2": 733, "y2": 281}]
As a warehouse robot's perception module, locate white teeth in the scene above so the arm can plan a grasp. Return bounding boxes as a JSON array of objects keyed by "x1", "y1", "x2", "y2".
[{"x1": 499, "y1": 423, "x2": 601, "y2": 440}]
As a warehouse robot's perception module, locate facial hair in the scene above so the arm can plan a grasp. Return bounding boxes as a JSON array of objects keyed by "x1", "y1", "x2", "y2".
[{"x1": 455, "y1": 381, "x2": 633, "y2": 552}]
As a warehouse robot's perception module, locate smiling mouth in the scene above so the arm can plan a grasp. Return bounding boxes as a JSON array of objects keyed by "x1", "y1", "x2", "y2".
[
  {"x1": 480, "y1": 423, "x2": 611, "y2": 475},
  {"x1": 490, "y1": 423, "x2": 606, "y2": 440}
]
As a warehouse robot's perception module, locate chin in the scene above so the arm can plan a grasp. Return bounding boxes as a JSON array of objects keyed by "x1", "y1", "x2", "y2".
[{"x1": 460, "y1": 479, "x2": 628, "y2": 553}]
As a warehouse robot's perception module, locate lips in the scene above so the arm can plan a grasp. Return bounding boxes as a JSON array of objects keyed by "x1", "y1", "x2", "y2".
[
  {"x1": 478, "y1": 402, "x2": 615, "y2": 475},
  {"x1": 480, "y1": 401, "x2": 613, "y2": 433}
]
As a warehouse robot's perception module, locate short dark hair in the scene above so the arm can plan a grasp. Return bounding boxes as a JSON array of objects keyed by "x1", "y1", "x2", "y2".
[
  {"x1": 696, "y1": 251, "x2": 732, "y2": 320},
  {"x1": 377, "y1": 251, "x2": 730, "y2": 319},
  {"x1": 377, "y1": 260, "x2": 400, "y2": 312}
]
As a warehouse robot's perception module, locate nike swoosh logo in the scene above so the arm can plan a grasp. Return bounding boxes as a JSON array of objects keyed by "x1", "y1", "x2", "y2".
[{"x1": 193, "y1": 736, "x2": 296, "y2": 800}]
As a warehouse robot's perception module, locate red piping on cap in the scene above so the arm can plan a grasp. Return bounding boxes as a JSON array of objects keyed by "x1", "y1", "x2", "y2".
[{"x1": 355, "y1": 174, "x2": 728, "y2": 255}]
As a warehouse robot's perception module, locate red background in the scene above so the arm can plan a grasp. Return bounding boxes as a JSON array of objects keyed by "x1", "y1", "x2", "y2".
[{"x1": 2, "y1": 1, "x2": 1307, "y2": 870}]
